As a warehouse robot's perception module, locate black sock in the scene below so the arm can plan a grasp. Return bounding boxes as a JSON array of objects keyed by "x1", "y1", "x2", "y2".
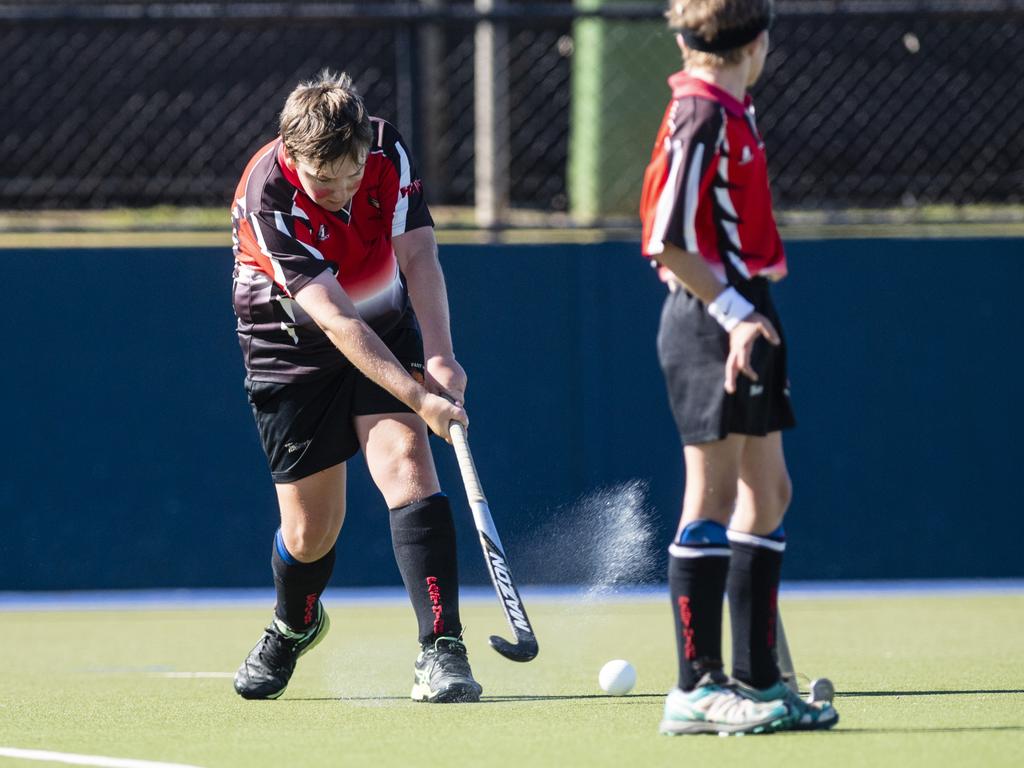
[
  {"x1": 726, "y1": 528, "x2": 786, "y2": 689},
  {"x1": 669, "y1": 520, "x2": 731, "y2": 691},
  {"x1": 390, "y1": 493, "x2": 462, "y2": 645},
  {"x1": 271, "y1": 528, "x2": 335, "y2": 632}
]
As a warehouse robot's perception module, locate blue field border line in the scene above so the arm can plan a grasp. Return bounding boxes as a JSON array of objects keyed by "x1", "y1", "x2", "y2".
[{"x1": 1, "y1": 579, "x2": 1023, "y2": 611}]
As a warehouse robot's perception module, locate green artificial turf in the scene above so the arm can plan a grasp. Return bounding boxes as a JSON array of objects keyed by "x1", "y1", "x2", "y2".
[{"x1": 2, "y1": 594, "x2": 1022, "y2": 767}]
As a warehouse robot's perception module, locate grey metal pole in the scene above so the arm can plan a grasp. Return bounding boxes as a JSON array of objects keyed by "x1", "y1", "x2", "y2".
[
  {"x1": 395, "y1": 21, "x2": 416, "y2": 148},
  {"x1": 419, "y1": 0, "x2": 446, "y2": 203},
  {"x1": 474, "y1": 0, "x2": 510, "y2": 229}
]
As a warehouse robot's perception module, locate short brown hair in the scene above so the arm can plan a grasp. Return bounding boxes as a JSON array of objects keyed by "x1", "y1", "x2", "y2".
[
  {"x1": 279, "y1": 69, "x2": 374, "y2": 165},
  {"x1": 666, "y1": 0, "x2": 773, "y2": 66}
]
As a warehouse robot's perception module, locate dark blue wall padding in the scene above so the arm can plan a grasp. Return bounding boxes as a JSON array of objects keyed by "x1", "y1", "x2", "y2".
[{"x1": 2, "y1": 239, "x2": 1020, "y2": 589}]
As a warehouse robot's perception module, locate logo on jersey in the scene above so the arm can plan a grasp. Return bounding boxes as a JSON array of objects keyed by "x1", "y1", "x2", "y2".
[
  {"x1": 316, "y1": 224, "x2": 329, "y2": 241},
  {"x1": 739, "y1": 146, "x2": 754, "y2": 165},
  {"x1": 368, "y1": 195, "x2": 381, "y2": 209},
  {"x1": 400, "y1": 179, "x2": 423, "y2": 198}
]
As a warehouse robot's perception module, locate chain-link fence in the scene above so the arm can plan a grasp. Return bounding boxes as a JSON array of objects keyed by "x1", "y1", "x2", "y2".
[{"x1": 2, "y1": 0, "x2": 1022, "y2": 223}]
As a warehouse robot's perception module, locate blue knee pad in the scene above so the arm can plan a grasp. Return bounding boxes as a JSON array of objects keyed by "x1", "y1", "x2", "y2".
[
  {"x1": 676, "y1": 520, "x2": 729, "y2": 546},
  {"x1": 274, "y1": 528, "x2": 299, "y2": 566}
]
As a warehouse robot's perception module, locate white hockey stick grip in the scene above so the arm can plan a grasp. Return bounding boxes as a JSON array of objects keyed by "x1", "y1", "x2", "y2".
[{"x1": 449, "y1": 421, "x2": 486, "y2": 503}]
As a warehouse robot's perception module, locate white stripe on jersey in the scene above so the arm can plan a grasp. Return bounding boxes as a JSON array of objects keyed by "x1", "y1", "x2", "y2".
[
  {"x1": 392, "y1": 140, "x2": 413, "y2": 237},
  {"x1": 716, "y1": 128, "x2": 743, "y2": 257},
  {"x1": 239, "y1": 143, "x2": 277, "y2": 218},
  {"x1": 251, "y1": 212, "x2": 289, "y2": 291},
  {"x1": 644, "y1": 138, "x2": 689, "y2": 256},
  {"x1": 715, "y1": 122, "x2": 752, "y2": 280},
  {"x1": 681, "y1": 142, "x2": 705, "y2": 253},
  {"x1": 290, "y1": 192, "x2": 309, "y2": 221},
  {"x1": 727, "y1": 250, "x2": 752, "y2": 279},
  {"x1": 714, "y1": 186, "x2": 738, "y2": 220},
  {"x1": 274, "y1": 210, "x2": 323, "y2": 261}
]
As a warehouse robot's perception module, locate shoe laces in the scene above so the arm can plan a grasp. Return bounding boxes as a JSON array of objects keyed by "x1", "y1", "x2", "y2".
[
  {"x1": 426, "y1": 636, "x2": 473, "y2": 678},
  {"x1": 256, "y1": 625, "x2": 299, "y2": 669}
]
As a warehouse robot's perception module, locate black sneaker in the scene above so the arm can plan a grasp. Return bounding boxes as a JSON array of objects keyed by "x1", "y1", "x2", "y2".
[
  {"x1": 411, "y1": 636, "x2": 483, "y2": 703},
  {"x1": 233, "y1": 602, "x2": 330, "y2": 700}
]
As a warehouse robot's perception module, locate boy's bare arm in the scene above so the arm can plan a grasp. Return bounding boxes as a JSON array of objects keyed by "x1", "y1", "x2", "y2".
[
  {"x1": 393, "y1": 226, "x2": 467, "y2": 405},
  {"x1": 293, "y1": 271, "x2": 466, "y2": 439},
  {"x1": 656, "y1": 242, "x2": 781, "y2": 394},
  {"x1": 655, "y1": 241, "x2": 733, "y2": 304}
]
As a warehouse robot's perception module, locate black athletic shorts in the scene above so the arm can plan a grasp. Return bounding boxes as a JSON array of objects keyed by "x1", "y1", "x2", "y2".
[
  {"x1": 656, "y1": 277, "x2": 795, "y2": 445},
  {"x1": 245, "y1": 315, "x2": 425, "y2": 483}
]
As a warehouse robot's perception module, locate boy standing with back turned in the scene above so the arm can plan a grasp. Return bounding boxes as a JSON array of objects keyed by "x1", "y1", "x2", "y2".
[{"x1": 639, "y1": 0, "x2": 838, "y2": 734}]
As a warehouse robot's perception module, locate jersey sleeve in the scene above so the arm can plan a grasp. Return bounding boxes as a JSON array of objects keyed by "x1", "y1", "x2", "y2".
[
  {"x1": 248, "y1": 209, "x2": 331, "y2": 296},
  {"x1": 640, "y1": 99, "x2": 723, "y2": 258},
  {"x1": 375, "y1": 120, "x2": 434, "y2": 238}
]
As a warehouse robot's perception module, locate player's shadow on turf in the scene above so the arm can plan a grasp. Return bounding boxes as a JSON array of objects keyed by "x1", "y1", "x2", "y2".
[
  {"x1": 479, "y1": 693, "x2": 665, "y2": 703},
  {"x1": 284, "y1": 690, "x2": 1024, "y2": 704},
  {"x1": 838, "y1": 689, "x2": 1024, "y2": 697},
  {"x1": 835, "y1": 726, "x2": 1024, "y2": 735}
]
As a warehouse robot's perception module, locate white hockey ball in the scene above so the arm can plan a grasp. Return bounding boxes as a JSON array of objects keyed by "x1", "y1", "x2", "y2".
[{"x1": 598, "y1": 659, "x2": 636, "y2": 695}]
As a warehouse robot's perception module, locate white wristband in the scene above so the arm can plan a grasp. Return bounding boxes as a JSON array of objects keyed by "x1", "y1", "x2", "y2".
[{"x1": 707, "y1": 286, "x2": 755, "y2": 332}]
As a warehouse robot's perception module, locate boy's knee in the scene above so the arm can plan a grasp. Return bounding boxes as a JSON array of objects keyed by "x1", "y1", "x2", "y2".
[
  {"x1": 755, "y1": 476, "x2": 791, "y2": 529},
  {"x1": 280, "y1": 524, "x2": 336, "y2": 563},
  {"x1": 683, "y1": 487, "x2": 737, "y2": 523},
  {"x1": 388, "y1": 456, "x2": 428, "y2": 490},
  {"x1": 755, "y1": 472, "x2": 792, "y2": 516},
  {"x1": 777, "y1": 473, "x2": 793, "y2": 513},
  {"x1": 379, "y1": 432, "x2": 427, "y2": 474},
  {"x1": 372, "y1": 437, "x2": 438, "y2": 507}
]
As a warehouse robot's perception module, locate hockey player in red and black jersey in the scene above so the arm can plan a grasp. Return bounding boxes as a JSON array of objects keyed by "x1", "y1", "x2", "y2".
[
  {"x1": 231, "y1": 70, "x2": 481, "y2": 704},
  {"x1": 640, "y1": 1, "x2": 837, "y2": 734}
]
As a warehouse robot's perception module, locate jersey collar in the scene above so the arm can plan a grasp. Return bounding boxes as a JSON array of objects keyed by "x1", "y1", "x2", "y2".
[
  {"x1": 276, "y1": 140, "x2": 303, "y2": 190},
  {"x1": 275, "y1": 140, "x2": 352, "y2": 223},
  {"x1": 668, "y1": 70, "x2": 750, "y2": 117}
]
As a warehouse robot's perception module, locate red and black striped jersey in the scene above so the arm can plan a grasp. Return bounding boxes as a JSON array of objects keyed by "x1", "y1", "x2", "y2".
[
  {"x1": 231, "y1": 118, "x2": 432, "y2": 382},
  {"x1": 640, "y1": 71, "x2": 786, "y2": 285}
]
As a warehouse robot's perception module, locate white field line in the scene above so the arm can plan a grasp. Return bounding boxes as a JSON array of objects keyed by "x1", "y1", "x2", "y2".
[
  {"x1": 151, "y1": 672, "x2": 233, "y2": 679},
  {"x1": 0, "y1": 747, "x2": 205, "y2": 767}
]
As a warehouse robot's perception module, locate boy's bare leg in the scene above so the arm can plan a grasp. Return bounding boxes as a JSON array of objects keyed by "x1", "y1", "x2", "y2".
[
  {"x1": 669, "y1": 436, "x2": 742, "y2": 690},
  {"x1": 234, "y1": 464, "x2": 345, "y2": 699},
  {"x1": 358, "y1": 413, "x2": 481, "y2": 703},
  {"x1": 727, "y1": 432, "x2": 838, "y2": 729},
  {"x1": 679, "y1": 435, "x2": 746, "y2": 529},
  {"x1": 726, "y1": 432, "x2": 789, "y2": 689},
  {"x1": 662, "y1": 434, "x2": 788, "y2": 733},
  {"x1": 356, "y1": 413, "x2": 440, "y2": 508},
  {"x1": 271, "y1": 462, "x2": 347, "y2": 628},
  {"x1": 731, "y1": 431, "x2": 791, "y2": 535},
  {"x1": 276, "y1": 462, "x2": 348, "y2": 561}
]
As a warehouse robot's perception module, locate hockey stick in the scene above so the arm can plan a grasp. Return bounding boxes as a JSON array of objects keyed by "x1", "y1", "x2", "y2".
[
  {"x1": 775, "y1": 611, "x2": 835, "y2": 703},
  {"x1": 448, "y1": 421, "x2": 539, "y2": 662},
  {"x1": 775, "y1": 613, "x2": 799, "y2": 693}
]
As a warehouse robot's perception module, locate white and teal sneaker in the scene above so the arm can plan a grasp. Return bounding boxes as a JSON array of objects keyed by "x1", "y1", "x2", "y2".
[
  {"x1": 659, "y1": 672, "x2": 789, "y2": 735},
  {"x1": 740, "y1": 680, "x2": 839, "y2": 731}
]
